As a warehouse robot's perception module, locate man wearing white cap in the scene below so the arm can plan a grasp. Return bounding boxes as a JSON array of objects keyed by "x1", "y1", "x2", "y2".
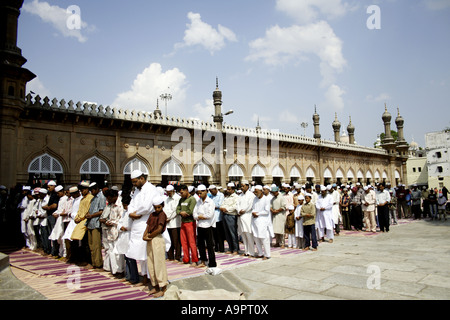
[
  {"x1": 270, "y1": 186, "x2": 287, "y2": 248},
  {"x1": 18, "y1": 186, "x2": 32, "y2": 248},
  {"x1": 23, "y1": 188, "x2": 38, "y2": 250},
  {"x1": 49, "y1": 186, "x2": 69, "y2": 258},
  {"x1": 315, "y1": 186, "x2": 334, "y2": 243},
  {"x1": 209, "y1": 185, "x2": 225, "y2": 253},
  {"x1": 126, "y1": 170, "x2": 158, "y2": 285},
  {"x1": 237, "y1": 180, "x2": 256, "y2": 257},
  {"x1": 220, "y1": 182, "x2": 239, "y2": 254},
  {"x1": 362, "y1": 185, "x2": 377, "y2": 232},
  {"x1": 35, "y1": 188, "x2": 51, "y2": 255},
  {"x1": 164, "y1": 185, "x2": 182, "y2": 262},
  {"x1": 251, "y1": 185, "x2": 272, "y2": 259},
  {"x1": 193, "y1": 184, "x2": 216, "y2": 268},
  {"x1": 62, "y1": 187, "x2": 82, "y2": 263}
]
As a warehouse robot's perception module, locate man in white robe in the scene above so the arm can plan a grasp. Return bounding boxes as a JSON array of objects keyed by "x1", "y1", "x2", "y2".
[
  {"x1": 331, "y1": 184, "x2": 341, "y2": 235},
  {"x1": 62, "y1": 187, "x2": 82, "y2": 263},
  {"x1": 294, "y1": 194, "x2": 305, "y2": 249},
  {"x1": 316, "y1": 186, "x2": 335, "y2": 243},
  {"x1": 18, "y1": 186, "x2": 31, "y2": 248},
  {"x1": 237, "y1": 180, "x2": 256, "y2": 257},
  {"x1": 251, "y1": 186, "x2": 273, "y2": 260},
  {"x1": 125, "y1": 170, "x2": 157, "y2": 286},
  {"x1": 270, "y1": 186, "x2": 287, "y2": 248},
  {"x1": 49, "y1": 186, "x2": 69, "y2": 258}
]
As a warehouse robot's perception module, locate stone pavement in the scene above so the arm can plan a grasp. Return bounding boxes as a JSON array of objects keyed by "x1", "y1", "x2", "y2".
[{"x1": 1, "y1": 217, "x2": 450, "y2": 300}]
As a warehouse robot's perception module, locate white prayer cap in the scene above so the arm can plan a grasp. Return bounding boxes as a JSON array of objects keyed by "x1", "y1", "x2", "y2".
[
  {"x1": 188, "y1": 186, "x2": 195, "y2": 193},
  {"x1": 271, "y1": 184, "x2": 277, "y2": 188},
  {"x1": 197, "y1": 184, "x2": 207, "y2": 191},
  {"x1": 320, "y1": 186, "x2": 327, "y2": 191},
  {"x1": 227, "y1": 182, "x2": 235, "y2": 188},
  {"x1": 288, "y1": 205, "x2": 295, "y2": 211},
  {"x1": 55, "y1": 185, "x2": 64, "y2": 192},
  {"x1": 166, "y1": 185, "x2": 174, "y2": 191},
  {"x1": 364, "y1": 186, "x2": 369, "y2": 191},
  {"x1": 22, "y1": 186, "x2": 31, "y2": 191},
  {"x1": 304, "y1": 193, "x2": 312, "y2": 198},
  {"x1": 39, "y1": 188, "x2": 48, "y2": 194},
  {"x1": 131, "y1": 170, "x2": 143, "y2": 179},
  {"x1": 111, "y1": 186, "x2": 119, "y2": 191},
  {"x1": 153, "y1": 196, "x2": 165, "y2": 206},
  {"x1": 241, "y1": 180, "x2": 250, "y2": 185},
  {"x1": 208, "y1": 185, "x2": 217, "y2": 190},
  {"x1": 89, "y1": 182, "x2": 97, "y2": 188},
  {"x1": 298, "y1": 194, "x2": 305, "y2": 200},
  {"x1": 263, "y1": 185, "x2": 270, "y2": 190},
  {"x1": 356, "y1": 182, "x2": 361, "y2": 186},
  {"x1": 255, "y1": 185, "x2": 263, "y2": 190},
  {"x1": 47, "y1": 180, "x2": 57, "y2": 186},
  {"x1": 236, "y1": 190, "x2": 242, "y2": 194},
  {"x1": 69, "y1": 186, "x2": 79, "y2": 193},
  {"x1": 79, "y1": 181, "x2": 90, "y2": 188},
  {"x1": 326, "y1": 185, "x2": 332, "y2": 190}
]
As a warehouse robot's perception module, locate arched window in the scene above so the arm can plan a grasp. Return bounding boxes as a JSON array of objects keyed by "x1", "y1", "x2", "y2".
[
  {"x1": 252, "y1": 164, "x2": 266, "y2": 177},
  {"x1": 29, "y1": 153, "x2": 63, "y2": 174},
  {"x1": 80, "y1": 156, "x2": 110, "y2": 188},
  {"x1": 193, "y1": 161, "x2": 212, "y2": 186},
  {"x1": 28, "y1": 153, "x2": 64, "y2": 186},
  {"x1": 123, "y1": 158, "x2": 149, "y2": 175},
  {"x1": 161, "y1": 159, "x2": 183, "y2": 176}
]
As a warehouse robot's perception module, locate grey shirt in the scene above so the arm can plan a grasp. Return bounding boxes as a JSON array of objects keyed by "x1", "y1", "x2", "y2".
[{"x1": 86, "y1": 191, "x2": 106, "y2": 229}]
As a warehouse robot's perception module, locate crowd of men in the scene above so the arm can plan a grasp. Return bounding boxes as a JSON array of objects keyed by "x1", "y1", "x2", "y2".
[{"x1": 1, "y1": 175, "x2": 449, "y2": 298}]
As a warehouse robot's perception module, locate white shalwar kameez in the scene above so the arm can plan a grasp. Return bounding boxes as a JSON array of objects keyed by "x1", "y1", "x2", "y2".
[
  {"x1": 49, "y1": 195, "x2": 69, "y2": 257},
  {"x1": 23, "y1": 199, "x2": 37, "y2": 250},
  {"x1": 251, "y1": 195, "x2": 273, "y2": 258},
  {"x1": 237, "y1": 190, "x2": 256, "y2": 256},
  {"x1": 315, "y1": 194, "x2": 334, "y2": 240},
  {"x1": 125, "y1": 182, "x2": 157, "y2": 277},
  {"x1": 62, "y1": 196, "x2": 82, "y2": 242},
  {"x1": 331, "y1": 190, "x2": 341, "y2": 226},
  {"x1": 294, "y1": 204, "x2": 304, "y2": 245}
]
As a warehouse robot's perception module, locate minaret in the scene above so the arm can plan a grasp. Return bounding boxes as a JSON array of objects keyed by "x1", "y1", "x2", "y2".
[
  {"x1": 382, "y1": 104, "x2": 394, "y2": 144},
  {"x1": 332, "y1": 113, "x2": 341, "y2": 143},
  {"x1": 256, "y1": 116, "x2": 261, "y2": 131},
  {"x1": 395, "y1": 108, "x2": 409, "y2": 158},
  {"x1": 313, "y1": 105, "x2": 321, "y2": 141},
  {"x1": 0, "y1": 0, "x2": 36, "y2": 188},
  {"x1": 381, "y1": 104, "x2": 397, "y2": 156},
  {"x1": 213, "y1": 77, "x2": 223, "y2": 130},
  {"x1": 347, "y1": 116, "x2": 355, "y2": 144}
]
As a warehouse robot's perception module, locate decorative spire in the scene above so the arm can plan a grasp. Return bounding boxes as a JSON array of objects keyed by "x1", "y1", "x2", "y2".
[{"x1": 216, "y1": 76, "x2": 219, "y2": 90}]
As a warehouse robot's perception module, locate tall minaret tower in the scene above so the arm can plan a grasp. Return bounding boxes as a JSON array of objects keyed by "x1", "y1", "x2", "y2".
[
  {"x1": 313, "y1": 105, "x2": 321, "y2": 141},
  {"x1": 213, "y1": 77, "x2": 223, "y2": 130},
  {"x1": 395, "y1": 108, "x2": 409, "y2": 158},
  {"x1": 347, "y1": 116, "x2": 355, "y2": 145},
  {"x1": 0, "y1": 0, "x2": 36, "y2": 188},
  {"x1": 381, "y1": 104, "x2": 397, "y2": 157},
  {"x1": 332, "y1": 113, "x2": 341, "y2": 143}
]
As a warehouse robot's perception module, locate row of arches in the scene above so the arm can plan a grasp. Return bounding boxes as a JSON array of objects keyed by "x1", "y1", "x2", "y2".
[{"x1": 27, "y1": 153, "x2": 402, "y2": 188}]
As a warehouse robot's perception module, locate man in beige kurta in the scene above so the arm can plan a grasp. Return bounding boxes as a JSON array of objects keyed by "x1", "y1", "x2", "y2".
[{"x1": 270, "y1": 186, "x2": 286, "y2": 248}]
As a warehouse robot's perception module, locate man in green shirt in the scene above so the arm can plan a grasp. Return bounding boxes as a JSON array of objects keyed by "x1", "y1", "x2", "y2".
[{"x1": 176, "y1": 185, "x2": 198, "y2": 266}]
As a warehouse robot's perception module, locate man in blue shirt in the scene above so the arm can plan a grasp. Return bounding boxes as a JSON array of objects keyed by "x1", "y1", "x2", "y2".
[{"x1": 209, "y1": 185, "x2": 225, "y2": 253}]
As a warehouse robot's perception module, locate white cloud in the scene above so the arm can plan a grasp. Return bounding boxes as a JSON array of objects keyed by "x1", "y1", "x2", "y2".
[
  {"x1": 276, "y1": 0, "x2": 352, "y2": 24},
  {"x1": 366, "y1": 93, "x2": 391, "y2": 103},
  {"x1": 246, "y1": 21, "x2": 347, "y2": 86},
  {"x1": 278, "y1": 110, "x2": 300, "y2": 124},
  {"x1": 112, "y1": 63, "x2": 188, "y2": 114},
  {"x1": 424, "y1": 0, "x2": 450, "y2": 10},
  {"x1": 27, "y1": 76, "x2": 51, "y2": 98},
  {"x1": 174, "y1": 12, "x2": 237, "y2": 55},
  {"x1": 192, "y1": 99, "x2": 214, "y2": 122},
  {"x1": 22, "y1": 0, "x2": 93, "y2": 43},
  {"x1": 325, "y1": 84, "x2": 346, "y2": 110}
]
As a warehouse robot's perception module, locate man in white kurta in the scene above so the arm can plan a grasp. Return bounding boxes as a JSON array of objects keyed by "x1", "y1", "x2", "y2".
[
  {"x1": 49, "y1": 186, "x2": 68, "y2": 258},
  {"x1": 237, "y1": 180, "x2": 256, "y2": 257},
  {"x1": 316, "y1": 186, "x2": 335, "y2": 242},
  {"x1": 294, "y1": 194, "x2": 305, "y2": 249},
  {"x1": 330, "y1": 185, "x2": 341, "y2": 234},
  {"x1": 270, "y1": 187, "x2": 287, "y2": 248},
  {"x1": 251, "y1": 186, "x2": 272, "y2": 259},
  {"x1": 164, "y1": 185, "x2": 182, "y2": 261},
  {"x1": 125, "y1": 170, "x2": 157, "y2": 281}
]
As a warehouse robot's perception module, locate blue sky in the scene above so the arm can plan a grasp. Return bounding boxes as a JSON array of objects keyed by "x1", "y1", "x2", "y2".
[{"x1": 19, "y1": 0, "x2": 450, "y2": 148}]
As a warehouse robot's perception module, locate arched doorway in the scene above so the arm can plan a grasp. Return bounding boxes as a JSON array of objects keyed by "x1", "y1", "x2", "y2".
[{"x1": 28, "y1": 153, "x2": 64, "y2": 187}]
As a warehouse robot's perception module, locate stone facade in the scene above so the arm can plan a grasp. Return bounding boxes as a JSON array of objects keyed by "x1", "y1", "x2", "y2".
[{"x1": 0, "y1": 1, "x2": 409, "y2": 190}]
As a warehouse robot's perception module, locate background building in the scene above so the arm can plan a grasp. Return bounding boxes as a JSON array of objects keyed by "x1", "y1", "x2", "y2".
[{"x1": 426, "y1": 130, "x2": 450, "y2": 190}]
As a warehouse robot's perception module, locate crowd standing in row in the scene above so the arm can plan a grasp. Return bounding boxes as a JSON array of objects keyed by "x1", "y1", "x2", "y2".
[{"x1": 2, "y1": 174, "x2": 449, "y2": 298}]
